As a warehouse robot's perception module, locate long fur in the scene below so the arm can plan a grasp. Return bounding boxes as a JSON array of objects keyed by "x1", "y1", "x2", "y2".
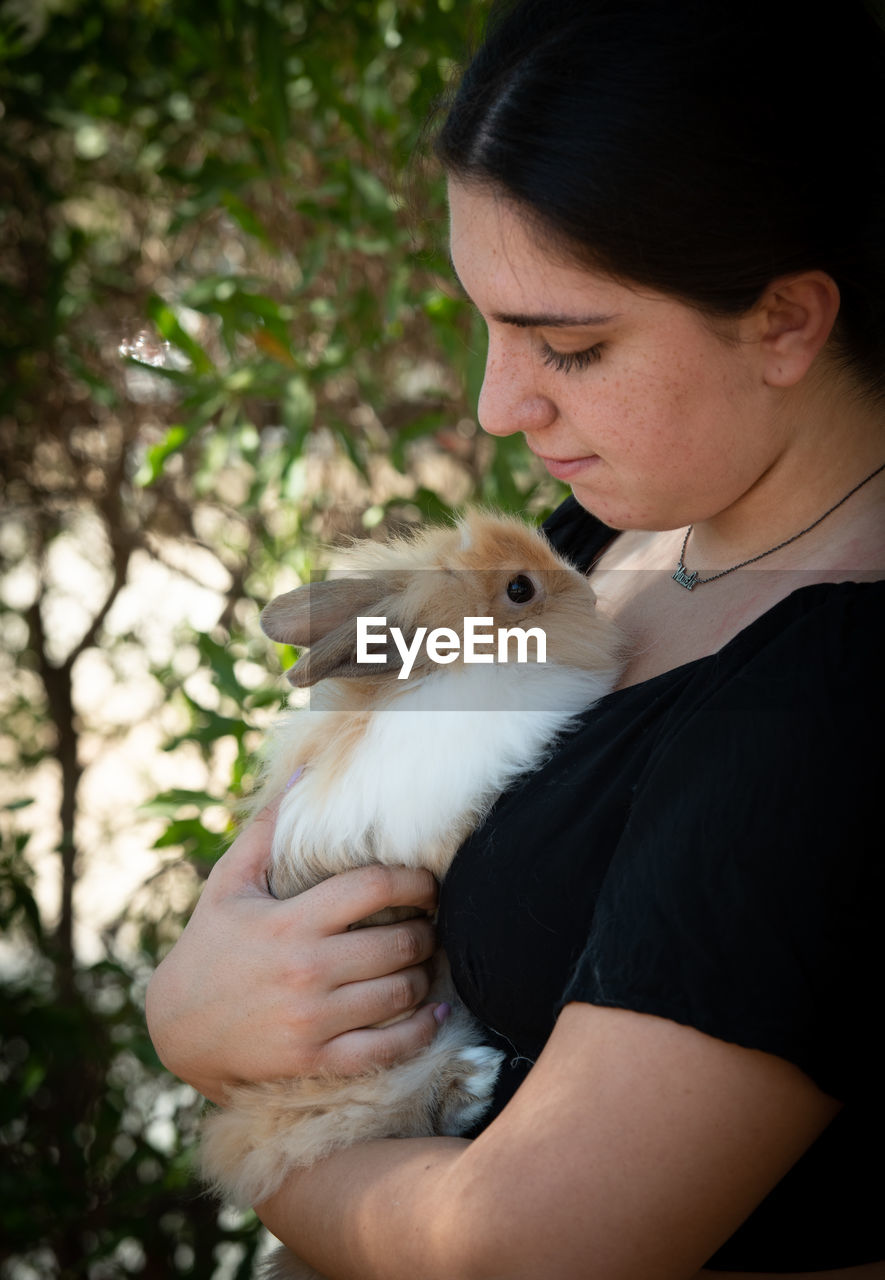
[{"x1": 198, "y1": 512, "x2": 623, "y2": 1279}]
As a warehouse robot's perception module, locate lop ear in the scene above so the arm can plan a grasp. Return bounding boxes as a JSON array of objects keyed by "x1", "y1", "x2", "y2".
[
  {"x1": 260, "y1": 577, "x2": 385, "y2": 647},
  {"x1": 285, "y1": 619, "x2": 404, "y2": 687},
  {"x1": 261, "y1": 576, "x2": 412, "y2": 688}
]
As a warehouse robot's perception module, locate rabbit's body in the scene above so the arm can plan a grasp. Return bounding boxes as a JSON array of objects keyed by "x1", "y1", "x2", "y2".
[
  {"x1": 267, "y1": 659, "x2": 619, "y2": 895},
  {"x1": 199, "y1": 513, "x2": 622, "y2": 1277}
]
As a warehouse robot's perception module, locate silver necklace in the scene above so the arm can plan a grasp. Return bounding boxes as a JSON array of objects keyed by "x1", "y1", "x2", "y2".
[{"x1": 672, "y1": 460, "x2": 885, "y2": 590}]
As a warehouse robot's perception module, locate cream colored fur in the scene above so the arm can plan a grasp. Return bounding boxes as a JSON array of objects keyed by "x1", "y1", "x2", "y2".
[{"x1": 198, "y1": 512, "x2": 623, "y2": 1279}]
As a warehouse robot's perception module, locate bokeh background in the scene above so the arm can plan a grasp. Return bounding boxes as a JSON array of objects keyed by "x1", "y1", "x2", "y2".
[{"x1": 0, "y1": 1, "x2": 567, "y2": 1275}]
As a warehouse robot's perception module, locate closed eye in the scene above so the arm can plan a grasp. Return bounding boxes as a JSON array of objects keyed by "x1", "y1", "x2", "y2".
[{"x1": 541, "y1": 343, "x2": 604, "y2": 374}]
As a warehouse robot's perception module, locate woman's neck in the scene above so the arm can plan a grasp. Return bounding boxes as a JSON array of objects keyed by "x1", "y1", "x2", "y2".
[{"x1": 683, "y1": 376, "x2": 885, "y2": 576}]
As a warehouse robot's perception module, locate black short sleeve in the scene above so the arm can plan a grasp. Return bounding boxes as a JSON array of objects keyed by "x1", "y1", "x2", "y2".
[{"x1": 561, "y1": 583, "x2": 884, "y2": 1102}]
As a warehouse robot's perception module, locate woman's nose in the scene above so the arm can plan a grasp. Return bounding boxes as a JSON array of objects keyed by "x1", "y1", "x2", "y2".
[{"x1": 477, "y1": 337, "x2": 557, "y2": 438}]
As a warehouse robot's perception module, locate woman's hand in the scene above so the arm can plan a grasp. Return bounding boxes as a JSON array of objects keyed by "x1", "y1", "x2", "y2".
[{"x1": 145, "y1": 802, "x2": 441, "y2": 1105}]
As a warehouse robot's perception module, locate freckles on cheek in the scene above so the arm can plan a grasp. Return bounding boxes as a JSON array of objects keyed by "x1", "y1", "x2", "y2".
[{"x1": 610, "y1": 388, "x2": 661, "y2": 464}]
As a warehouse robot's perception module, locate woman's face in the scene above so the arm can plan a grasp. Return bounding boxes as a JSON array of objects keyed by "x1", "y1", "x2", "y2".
[{"x1": 448, "y1": 180, "x2": 779, "y2": 531}]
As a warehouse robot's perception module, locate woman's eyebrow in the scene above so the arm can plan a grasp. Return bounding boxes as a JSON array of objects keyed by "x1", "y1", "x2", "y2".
[
  {"x1": 447, "y1": 256, "x2": 618, "y2": 328},
  {"x1": 490, "y1": 309, "x2": 618, "y2": 328}
]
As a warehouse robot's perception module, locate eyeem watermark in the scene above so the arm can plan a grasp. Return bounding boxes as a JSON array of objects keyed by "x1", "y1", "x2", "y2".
[{"x1": 357, "y1": 616, "x2": 547, "y2": 680}]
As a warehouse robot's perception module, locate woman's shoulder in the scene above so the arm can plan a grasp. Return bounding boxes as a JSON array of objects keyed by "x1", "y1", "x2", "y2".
[{"x1": 709, "y1": 574, "x2": 885, "y2": 705}]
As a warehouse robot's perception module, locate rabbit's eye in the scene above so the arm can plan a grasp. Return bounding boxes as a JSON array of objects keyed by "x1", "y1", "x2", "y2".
[{"x1": 506, "y1": 575, "x2": 536, "y2": 603}]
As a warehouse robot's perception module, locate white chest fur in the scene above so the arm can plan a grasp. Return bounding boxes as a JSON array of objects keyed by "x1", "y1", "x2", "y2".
[{"x1": 270, "y1": 660, "x2": 617, "y2": 892}]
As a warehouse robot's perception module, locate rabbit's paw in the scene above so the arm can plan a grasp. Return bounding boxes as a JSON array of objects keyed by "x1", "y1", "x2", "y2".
[{"x1": 435, "y1": 1044, "x2": 505, "y2": 1136}]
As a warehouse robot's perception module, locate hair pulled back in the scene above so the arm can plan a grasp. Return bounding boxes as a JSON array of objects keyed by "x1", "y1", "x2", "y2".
[{"x1": 436, "y1": 0, "x2": 885, "y2": 396}]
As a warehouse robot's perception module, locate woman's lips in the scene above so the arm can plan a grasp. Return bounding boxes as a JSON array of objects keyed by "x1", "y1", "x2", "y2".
[{"x1": 533, "y1": 453, "x2": 599, "y2": 481}]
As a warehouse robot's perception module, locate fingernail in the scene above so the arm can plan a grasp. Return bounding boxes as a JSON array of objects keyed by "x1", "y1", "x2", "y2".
[
  {"x1": 284, "y1": 765, "x2": 306, "y2": 792},
  {"x1": 433, "y1": 1002, "x2": 451, "y2": 1027}
]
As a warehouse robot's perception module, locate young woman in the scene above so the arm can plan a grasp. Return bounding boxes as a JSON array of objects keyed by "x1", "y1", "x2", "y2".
[{"x1": 146, "y1": 1, "x2": 885, "y2": 1274}]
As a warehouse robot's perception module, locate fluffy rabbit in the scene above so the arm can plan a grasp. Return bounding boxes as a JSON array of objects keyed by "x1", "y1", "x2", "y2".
[{"x1": 199, "y1": 511, "x2": 622, "y2": 1279}]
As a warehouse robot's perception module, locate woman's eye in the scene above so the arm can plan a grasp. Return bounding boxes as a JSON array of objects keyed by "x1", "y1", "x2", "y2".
[{"x1": 541, "y1": 343, "x2": 604, "y2": 374}]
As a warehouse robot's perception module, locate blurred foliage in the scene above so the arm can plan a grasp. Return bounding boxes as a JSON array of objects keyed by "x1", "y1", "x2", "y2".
[{"x1": 0, "y1": 0, "x2": 566, "y2": 1275}]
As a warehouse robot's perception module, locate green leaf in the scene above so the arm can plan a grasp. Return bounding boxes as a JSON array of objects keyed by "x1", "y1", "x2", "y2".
[
  {"x1": 152, "y1": 818, "x2": 225, "y2": 861},
  {"x1": 135, "y1": 423, "x2": 193, "y2": 486},
  {"x1": 139, "y1": 790, "x2": 225, "y2": 818},
  {"x1": 220, "y1": 191, "x2": 273, "y2": 246},
  {"x1": 281, "y1": 376, "x2": 316, "y2": 440},
  {"x1": 146, "y1": 296, "x2": 215, "y2": 374}
]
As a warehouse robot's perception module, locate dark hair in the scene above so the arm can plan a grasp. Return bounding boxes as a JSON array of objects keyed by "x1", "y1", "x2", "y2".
[{"x1": 436, "y1": 0, "x2": 885, "y2": 396}]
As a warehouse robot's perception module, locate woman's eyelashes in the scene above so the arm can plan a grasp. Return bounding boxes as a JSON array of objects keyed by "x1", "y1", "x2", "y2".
[{"x1": 540, "y1": 342, "x2": 604, "y2": 374}]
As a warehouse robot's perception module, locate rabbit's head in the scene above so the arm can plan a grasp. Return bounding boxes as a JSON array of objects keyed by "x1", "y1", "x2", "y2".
[{"x1": 261, "y1": 511, "x2": 620, "y2": 688}]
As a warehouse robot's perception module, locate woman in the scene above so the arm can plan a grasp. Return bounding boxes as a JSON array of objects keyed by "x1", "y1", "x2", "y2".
[{"x1": 146, "y1": 1, "x2": 885, "y2": 1274}]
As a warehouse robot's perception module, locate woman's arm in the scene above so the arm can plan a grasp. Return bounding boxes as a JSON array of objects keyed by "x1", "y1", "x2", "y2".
[
  {"x1": 257, "y1": 1002, "x2": 841, "y2": 1280},
  {"x1": 145, "y1": 802, "x2": 441, "y2": 1105}
]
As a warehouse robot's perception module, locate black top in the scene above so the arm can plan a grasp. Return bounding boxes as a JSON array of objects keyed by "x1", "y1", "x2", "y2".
[{"x1": 438, "y1": 497, "x2": 884, "y2": 1271}]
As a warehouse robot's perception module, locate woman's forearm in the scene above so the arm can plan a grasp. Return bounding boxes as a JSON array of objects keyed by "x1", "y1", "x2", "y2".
[
  {"x1": 256, "y1": 1135, "x2": 473, "y2": 1280},
  {"x1": 254, "y1": 1005, "x2": 842, "y2": 1280}
]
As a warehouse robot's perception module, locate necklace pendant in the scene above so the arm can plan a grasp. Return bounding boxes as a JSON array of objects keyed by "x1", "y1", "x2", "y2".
[{"x1": 672, "y1": 564, "x2": 698, "y2": 590}]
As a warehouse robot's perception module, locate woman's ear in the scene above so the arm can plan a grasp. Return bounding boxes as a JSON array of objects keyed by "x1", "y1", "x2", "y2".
[{"x1": 750, "y1": 271, "x2": 841, "y2": 388}]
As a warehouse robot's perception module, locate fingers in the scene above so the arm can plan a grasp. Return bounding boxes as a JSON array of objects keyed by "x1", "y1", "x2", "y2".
[
  {"x1": 297, "y1": 865, "x2": 439, "y2": 935},
  {"x1": 320, "y1": 1004, "x2": 444, "y2": 1076},
  {"x1": 323, "y1": 916, "x2": 436, "y2": 985},
  {"x1": 182, "y1": 840, "x2": 442, "y2": 1083},
  {"x1": 209, "y1": 828, "x2": 439, "y2": 926},
  {"x1": 325, "y1": 961, "x2": 433, "y2": 1037}
]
